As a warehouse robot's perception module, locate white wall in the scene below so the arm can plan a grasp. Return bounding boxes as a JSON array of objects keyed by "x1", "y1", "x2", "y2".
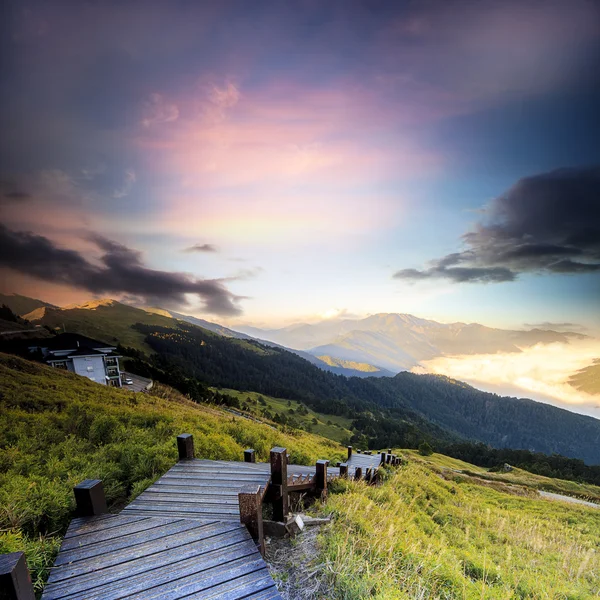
[{"x1": 72, "y1": 355, "x2": 107, "y2": 384}]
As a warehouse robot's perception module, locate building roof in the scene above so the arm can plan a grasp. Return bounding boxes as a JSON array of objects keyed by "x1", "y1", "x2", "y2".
[{"x1": 44, "y1": 333, "x2": 116, "y2": 352}]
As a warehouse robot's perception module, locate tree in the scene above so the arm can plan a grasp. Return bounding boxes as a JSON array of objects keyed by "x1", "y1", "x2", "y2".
[{"x1": 418, "y1": 441, "x2": 434, "y2": 456}]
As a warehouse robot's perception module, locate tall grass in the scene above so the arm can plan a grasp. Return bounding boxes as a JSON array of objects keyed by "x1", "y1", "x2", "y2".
[
  {"x1": 0, "y1": 353, "x2": 343, "y2": 590},
  {"x1": 319, "y1": 462, "x2": 599, "y2": 599}
]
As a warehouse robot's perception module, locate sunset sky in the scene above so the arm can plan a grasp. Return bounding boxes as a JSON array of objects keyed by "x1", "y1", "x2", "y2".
[{"x1": 1, "y1": 0, "x2": 599, "y2": 331}]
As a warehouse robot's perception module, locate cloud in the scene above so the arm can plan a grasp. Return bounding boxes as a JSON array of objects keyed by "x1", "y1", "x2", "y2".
[
  {"x1": 0, "y1": 225, "x2": 242, "y2": 315},
  {"x1": 184, "y1": 243, "x2": 218, "y2": 253},
  {"x1": 0, "y1": 180, "x2": 32, "y2": 202},
  {"x1": 112, "y1": 168, "x2": 136, "y2": 198},
  {"x1": 395, "y1": 166, "x2": 600, "y2": 283},
  {"x1": 142, "y1": 93, "x2": 179, "y2": 127},
  {"x1": 414, "y1": 340, "x2": 600, "y2": 415},
  {"x1": 524, "y1": 322, "x2": 589, "y2": 333}
]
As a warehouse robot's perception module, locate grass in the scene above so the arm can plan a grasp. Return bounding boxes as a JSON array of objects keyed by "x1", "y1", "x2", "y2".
[
  {"x1": 2, "y1": 352, "x2": 599, "y2": 598},
  {"x1": 318, "y1": 459, "x2": 600, "y2": 599},
  {"x1": 0, "y1": 352, "x2": 343, "y2": 592},
  {"x1": 405, "y1": 451, "x2": 600, "y2": 504},
  {"x1": 216, "y1": 387, "x2": 355, "y2": 443}
]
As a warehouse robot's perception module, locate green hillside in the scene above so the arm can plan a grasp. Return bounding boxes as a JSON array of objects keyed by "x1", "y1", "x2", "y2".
[
  {"x1": 0, "y1": 353, "x2": 342, "y2": 592},
  {"x1": 4, "y1": 296, "x2": 600, "y2": 464},
  {"x1": 318, "y1": 454, "x2": 599, "y2": 599},
  {"x1": 216, "y1": 387, "x2": 354, "y2": 443},
  {"x1": 1, "y1": 353, "x2": 598, "y2": 598}
]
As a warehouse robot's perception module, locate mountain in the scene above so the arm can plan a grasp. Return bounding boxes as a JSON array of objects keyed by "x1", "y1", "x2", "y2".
[
  {"x1": 237, "y1": 313, "x2": 587, "y2": 371},
  {"x1": 132, "y1": 319, "x2": 600, "y2": 464},
  {"x1": 145, "y1": 307, "x2": 255, "y2": 340},
  {"x1": 0, "y1": 293, "x2": 56, "y2": 316},
  {"x1": 3, "y1": 294, "x2": 600, "y2": 463}
]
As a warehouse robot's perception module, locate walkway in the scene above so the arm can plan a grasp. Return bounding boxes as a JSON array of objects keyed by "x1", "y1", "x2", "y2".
[{"x1": 38, "y1": 439, "x2": 398, "y2": 599}]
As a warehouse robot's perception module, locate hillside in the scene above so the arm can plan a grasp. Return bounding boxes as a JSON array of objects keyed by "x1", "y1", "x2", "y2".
[
  {"x1": 0, "y1": 352, "x2": 343, "y2": 591},
  {"x1": 239, "y1": 313, "x2": 587, "y2": 371},
  {"x1": 0, "y1": 293, "x2": 56, "y2": 316},
  {"x1": 3, "y1": 296, "x2": 600, "y2": 464},
  {"x1": 316, "y1": 452, "x2": 599, "y2": 598},
  {"x1": 134, "y1": 320, "x2": 600, "y2": 464}
]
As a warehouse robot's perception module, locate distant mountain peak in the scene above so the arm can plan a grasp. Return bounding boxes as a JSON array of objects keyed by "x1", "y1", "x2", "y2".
[{"x1": 65, "y1": 298, "x2": 119, "y2": 310}]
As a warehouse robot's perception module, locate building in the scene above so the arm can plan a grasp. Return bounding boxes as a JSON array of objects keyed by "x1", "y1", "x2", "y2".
[{"x1": 31, "y1": 333, "x2": 123, "y2": 387}]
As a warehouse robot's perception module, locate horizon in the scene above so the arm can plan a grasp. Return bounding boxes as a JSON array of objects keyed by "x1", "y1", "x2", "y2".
[
  {"x1": 0, "y1": 0, "x2": 599, "y2": 332},
  {"x1": 1, "y1": 1, "x2": 599, "y2": 421},
  {"x1": 2, "y1": 290, "x2": 599, "y2": 420}
]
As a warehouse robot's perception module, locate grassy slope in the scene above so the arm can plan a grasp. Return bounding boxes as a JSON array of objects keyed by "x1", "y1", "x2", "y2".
[
  {"x1": 0, "y1": 353, "x2": 343, "y2": 592},
  {"x1": 2, "y1": 353, "x2": 599, "y2": 598},
  {"x1": 405, "y1": 450, "x2": 600, "y2": 503},
  {"x1": 24, "y1": 301, "x2": 179, "y2": 352},
  {"x1": 216, "y1": 387, "x2": 354, "y2": 443},
  {"x1": 319, "y1": 455, "x2": 600, "y2": 599}
]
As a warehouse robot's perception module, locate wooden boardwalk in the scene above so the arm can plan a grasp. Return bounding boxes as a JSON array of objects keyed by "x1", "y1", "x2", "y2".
[{"x1": 25, "y1": 439, "x2": 399, "y2": 599}]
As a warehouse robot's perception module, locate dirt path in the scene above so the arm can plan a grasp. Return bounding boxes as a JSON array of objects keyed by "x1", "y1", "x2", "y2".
[{"x1": 539, "y1": 490, "x2": 599, "y2": 508}]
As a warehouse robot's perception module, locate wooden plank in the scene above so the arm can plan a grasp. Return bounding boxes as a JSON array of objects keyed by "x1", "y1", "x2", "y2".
[
  {"x1": 54, "y1": 519, "x2": 214, "y2": 566},
  {"x1": 119, "y1": 509, "x2": 241, "y2": 521},
  {"x1": 124, "y1": 501, "x2": 239, "y2": 515},
  {"x1": 60, "y1": 517, "x2": 177, "y2": 551},
  {"x1": 124, "y1": 556, "x2": 267, "y2": 599},
  {"x1": 153, "y1": 478, "x2": 268, "y2": 489},
  {"x1": 47, "y1": 537, "x2": 260, "y2": 600},
  {"x1": 63, "y1": 515, "x2": 146, "y2": 540},
  {"x1": 46, "y1": 521, "x2": 245, "y2": 584},
  {"x1": 133, "y1": 493, "x2": 240, "y2": 506},
  {"x1": 189, "y1": 569, "x2": 280, "y2": 600},
  {"x1": 42, "y1": 528, "x2": 252, "y2": 599},
  {"x1": 145, "y1": 485, "x2": 242, "y2": 497}
]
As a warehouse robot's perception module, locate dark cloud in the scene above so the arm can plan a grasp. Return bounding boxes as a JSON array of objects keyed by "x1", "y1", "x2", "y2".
[
  {"x1": 3, "y1": 191, "x2": 31, "y2": 200},
  {"x1": 0, "y1": 225, "x2": 242, "y2": 315},
  {"x1": 394, "y1": 166, "x2": 600, "y2": 283},
  {"x1": 184, "y1": 243, "x2": 218, "y2": 253}
]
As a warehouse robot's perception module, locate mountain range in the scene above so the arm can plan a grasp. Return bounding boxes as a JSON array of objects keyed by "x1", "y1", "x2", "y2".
[
  {"x1": 237, "y1": 314, "x2": 587, "y2": 372},
  {"x1": 1, "y1": 293, "x2": 600, "y2": 464}
]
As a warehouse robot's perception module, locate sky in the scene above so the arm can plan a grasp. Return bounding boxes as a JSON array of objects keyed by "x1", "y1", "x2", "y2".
[{"x1": 1, "y1": 0, "x2": 599, "y2": 333}]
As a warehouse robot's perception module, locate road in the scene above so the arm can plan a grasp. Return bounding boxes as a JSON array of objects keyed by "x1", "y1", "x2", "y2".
[
  {"x1": 539, "y1": 490, "x2": 599, "y2": 509},
  {"x1": 121, "y1": 371, "x2": 152, "y2": 393}
]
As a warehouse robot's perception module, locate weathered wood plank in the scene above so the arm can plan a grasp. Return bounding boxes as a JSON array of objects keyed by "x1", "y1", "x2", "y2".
[
  {"x1": 46, "y1": 537, "x2": 260, "y2": 600},
  {"x1": 185, "y1": 569, "x2": 280, "y2": 599},
  {"x1": 46, "y1": 521, "x2": 245, "y2": 584},
  {"x1": 63, "y1": 514, "x2": 145, "y2": 540},
  {"x1": 124, "y1": 556, "x2": 267, "y2": 599},
  {"x1": 54, "y1": 519, "x2": 214, "y2": 566},
  {"x1": 60, "y1": 516, "x2": 176, "y2": 551},
  {"x1": 42, "y1": 528, "x2": 252, "y2": 599}
]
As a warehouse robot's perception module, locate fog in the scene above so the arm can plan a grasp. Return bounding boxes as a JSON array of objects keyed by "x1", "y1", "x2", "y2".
[{"x1": 414, "y1": 340, "x2": 600, "y2": 419}]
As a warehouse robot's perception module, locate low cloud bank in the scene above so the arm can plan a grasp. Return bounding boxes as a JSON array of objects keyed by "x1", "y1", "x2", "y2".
[{"x1": 413, "y1": 339, "x2": 600, "y2": 417}]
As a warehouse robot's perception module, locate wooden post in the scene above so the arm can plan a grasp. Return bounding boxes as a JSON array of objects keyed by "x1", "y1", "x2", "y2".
[
  {"x1": 177, "y1": 433, "x2": 194, "y2": 460},
  {"x1": 244, "y1": 449, "x2": 256, "y2": 463},
  {"x1": 339, "y1": 463, "x2": 348, "y2": 478},
  {"x1": 386, "y1": 453, "x2": 392, "y2": 465},
  {"x1": 315, "y1": 460, "x2": 329, "y2": 495},
  {"x1": 393, "y1": 455, "x2": 398, "y2": 466},
  {"x1": 388, "y1": 448, "x2": 392, "y2": 454},
  {"x1": 74, "y1": 479, "x2": 107, "y2": 517},
  {"x1": 0, "y1": 552, "x2": 35, "y2": 600},
  {"x1": 354, "y1": 466, "x2": 363, "y2": 480},
  {"x1": 357, "y1": 449, "x2": 362, "y2": 454},
  {"x1": 347, "y1": 446, "x2": 353, "y2": 460},
  {"x1": 270, "y1": 447, "x2": 288, "y2": 521},
  {"x1": 366, "y1": 467, "x2": 373, "y2": 483},
  {"x1": 380, "y1": 451, "x2": 387, "y2": 465},
  {"x1": 238, "y1": 485, "x2": 264, "y2": 556}
]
